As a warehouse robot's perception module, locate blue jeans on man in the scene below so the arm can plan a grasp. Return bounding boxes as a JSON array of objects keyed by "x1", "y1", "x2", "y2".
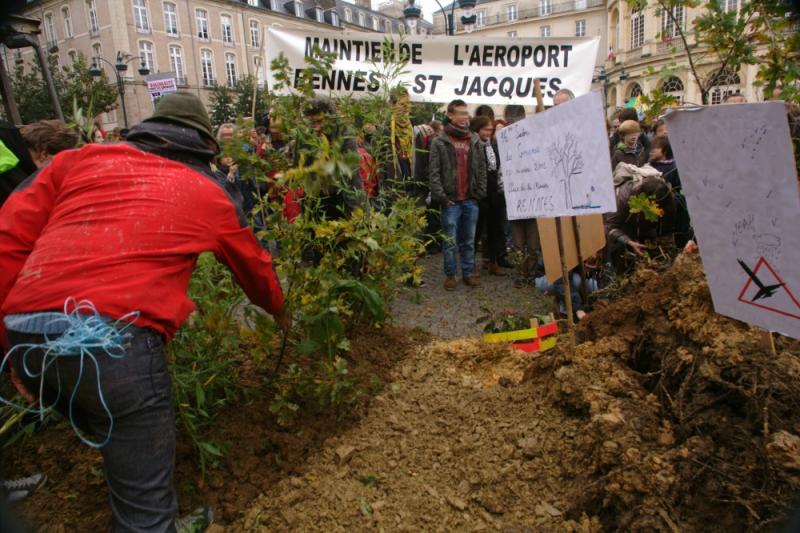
[{"x1": 441, "y1": 199, "x2": 480, "y2": 279}]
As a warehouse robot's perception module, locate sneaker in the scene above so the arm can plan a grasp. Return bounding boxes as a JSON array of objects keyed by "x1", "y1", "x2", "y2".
[
  {"x1": 444, "y1": 276, "x2": 458, "y2": 291},
  {"x1": 2, "y1": 473, "x2": 47, "y2": 503},
  {"x1": 464, "y1": 276, "x2": 481, "y2": 287},
  {"x1": 175, "y1": 506, "x2": 214, "y2": 533}
]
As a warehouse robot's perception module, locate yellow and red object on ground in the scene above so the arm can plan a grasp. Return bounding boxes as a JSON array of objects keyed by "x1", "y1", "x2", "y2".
[{"x1": 482, "y1": 318, "x2": 558, "y2": 353}]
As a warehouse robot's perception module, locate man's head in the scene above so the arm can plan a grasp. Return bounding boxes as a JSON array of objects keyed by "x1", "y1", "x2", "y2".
[
  {"x1": 618, "y1": 119, "x2": 641, "y2": 148},
  {"x1": 430, "y1": 120, "x2": 442, "y2": 134},
  {"x1": 553, "y1": 88, "x2": 575, "y2": 106},
  {"x1": 470, "y1": 115, "x2": 494, "y2": 141},
  {"x1": 652, "y1": 119, "x2": 668, "y2": 139},
  {"x1": 650, "y1": 136, "x2": 672, "y2": 162},
  {"x1": 618, "y1": 107, "x2": 639, "y2": 123},
  {"x1": 20, "y1": 120, "x2": 80, "y2": 169},
  {"x1": 304, "y1": 97, "x2": 337, "y2": 134},
  {"x1": 504, "y1": 104, "x2": 526, "y2": 125},
  {"x1": 474, "y1": 105, "x2": 495, "y2": 120},
  {"x1": 216, "y1": 123, "x2": 235, "y2": 143},
  {"x1": 447, "y1": 99, "x2": 470, "y2": 129},
  {"x1": 145, "y1": 92, "x2": 218, "y2": 151},
  {"x1": 723, "y1": 93, "x2": 747, "y2": 104}
]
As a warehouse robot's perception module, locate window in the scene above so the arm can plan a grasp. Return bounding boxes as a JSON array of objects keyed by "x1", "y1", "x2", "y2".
[
  {"x1": 138, "y1": 40, "x2": 155, "y2": 71},
  {"x1": 575, "y1": 19, "x2": 586, "y2": 36},
  {"x1": 508, "y1": 30, "x2": 517, "y2": 37},
  {"x1": 628, "y1": 82, "x2": 643, "y2": 99},
  {"x1": 248, "y1": 0, "x2": 259, "y2": 5},
  {"x1": 358, "y1": 12, "x2": 366, "y2": 26},
  {"x1": 294, "y1": 2, "x2": 304, "y2": 17},
  {"x1": 385, "y1": 19, "x2": 392, "y2": 32},
  {"x1": 372, "y1": 17, "x2": 380, "y2": 31},
  {"x1": 575, "y1": 0, "x2": 587, "y2": 8},
  {"x1": 196, "y1": 9, "x2": 209, "y2": 40},
  {"x1": 44, "y1": 13, "x2": 57, "y2": 45},
  {"x1": 221, "y1": 15, "x2": 233, "y2": 44},
  {"x1": 201, "y1": 49, "x2": 214, "y2": 86},
  {"x1": 62, "y1": 7, "x2": 73, "y2": 38},
  {"x1": 710, "y1": 69, "x2": 741, "y2": 104},
  {"x1": 661, "y1": 76, "x2": 684, "y2": 103},
  {"x1": 344, "y1": 8, "x2": 352, "y2": 22},
  {"x1": 168, "y1": 45, "x2": 184, "y2": 82},
  {"x1": 225, "y1": 53, "x2": 237, "y2": 86},
  {"x1": 399, "y1": 22, "x2": 406, "y2": 33},
  {"x1": 133, "y1": 0, "x2": 150, "y2": 32},
  {"x1": 506, "y1": 4, "x2": 517, "y2": 21},
  {"x1": 660, "y1": 6, "x2": 684, "y2": 39},
  {"x1": 723, "y1": 0, "x2": 738, "y2": 13},
  {"x1": 540, "y1": 0, "x2": 552, "y2": 16},
  {"x1": 250, "y1": 20, "x2": 259, "y2": 47},
  {"x1": 68, "y1": 50, "x2": 77, "y2": 63},
  {"x1": 330, "y1": 10, "x2": 339, "y2": 25},
  {"x1": 271, "y1": 0, "x2": 280, "y2": 10},
  {"x1": 87, "y1": 0, "x2": 99, "y2": 34},
  {"x1": 315, "y1": 7, "x2": 324, "y2": 22},
  {"x1": 630, "y1": 8, "x2": 644, "y2": 48},
  {"x1": 92, "y1": 42, "x2": 102, "y2": 60},
  {"x1": 164, "y1": 2, "x2": 178, "y2": 36},
  {"x1": 540, "y1": 25, "x2": 550, "y2": 37},
  {"x1": 476, "y1": 10, "x2": 485, "y2": 26}
]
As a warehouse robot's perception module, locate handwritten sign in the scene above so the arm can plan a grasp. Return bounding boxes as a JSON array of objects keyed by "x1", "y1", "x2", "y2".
[
  {"x1": 496, "y1": 91, "x2": 616, "y2": 220},
  {"x1": 145, "y1": 72, "x2": 178, "y2": 105},
  {"x1": 666, "y1": 102, "x2": 800, "y2": 339}
]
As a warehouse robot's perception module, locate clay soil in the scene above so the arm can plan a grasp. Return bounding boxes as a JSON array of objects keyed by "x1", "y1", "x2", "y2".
[{"x1": 4, "y1": 254, "x2": 800, "y2": 532}]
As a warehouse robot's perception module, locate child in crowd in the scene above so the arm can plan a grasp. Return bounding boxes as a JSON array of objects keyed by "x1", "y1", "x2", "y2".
[{"x1": 612, "y1": 120, "x2": 648, "y2": 169}]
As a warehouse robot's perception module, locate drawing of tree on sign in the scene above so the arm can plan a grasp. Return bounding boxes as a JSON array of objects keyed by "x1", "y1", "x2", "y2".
[{"x1": 548, "y1": 133, "x2": 584, "y2": 209}]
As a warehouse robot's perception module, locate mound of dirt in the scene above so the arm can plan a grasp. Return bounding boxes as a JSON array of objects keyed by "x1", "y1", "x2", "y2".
[{"x1": 532, "y1": 254, "x2": 800, "y2": 531}]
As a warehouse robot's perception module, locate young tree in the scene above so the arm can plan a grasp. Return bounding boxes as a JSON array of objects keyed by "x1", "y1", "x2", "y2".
[
  {"x1": 208, "y1": 84, "x2": 236, "y2": 128},
  {"x1": 233, "y1": 74, "x2": 268, "y2": 120}
]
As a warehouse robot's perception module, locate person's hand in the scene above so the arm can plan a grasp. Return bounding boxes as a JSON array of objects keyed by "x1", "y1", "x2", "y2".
[
  {"x1": 683, "y1": 239, "x2": 698, "y2": 254},
  {"x1": 10, "y1": 365, "x2": 34, "y2": 404},
  {"x1": 274, "y1": 309, "x2": 292, "y2": 334},
  {"x1": 447, "y1": 200, "x2": 455, "y2": 206},
  {"x1": 627, "y1": 240, "x2": 646, "y2": 255}
]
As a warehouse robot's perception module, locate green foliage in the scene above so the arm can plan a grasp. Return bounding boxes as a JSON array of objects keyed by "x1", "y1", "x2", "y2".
[
  {"x1": 638, "y1": 87, "x2": 679, "y2": 121},
  {"x1": 628, "y1": 192, "x2": 665, "y2": 223},
  {"x1": 10, "y1": 52, "x2": 117, "y2": 124},
  {"x1": 410, "y1": 101, "x2": 442, "y2": 125},
  {"x1": 233, "y1": 74, "x2": 269, "y2": 120},
  {"x1": 208, "y1": 84, "x2": 236, "y2": 128}
]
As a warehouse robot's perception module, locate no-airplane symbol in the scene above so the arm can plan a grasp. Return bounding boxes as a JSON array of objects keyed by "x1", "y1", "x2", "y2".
[{"x1": 737, "y1": 257, "x2": 800, "y2": 320}]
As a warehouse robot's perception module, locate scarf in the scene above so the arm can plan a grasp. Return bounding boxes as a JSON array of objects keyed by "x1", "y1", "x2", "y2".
[
  {"x1": 445, "y1": 123, "x2": 471, "y2": 139},
  {"x1": 482, "y1": 140, "x2": 497, "y2": 171}
]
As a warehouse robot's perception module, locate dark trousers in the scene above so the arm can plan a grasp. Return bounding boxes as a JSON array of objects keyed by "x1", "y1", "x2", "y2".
[
  {"x1": 9, "y1": 328, "x2": 178, "y2": 533},
  {"x1": 477, "y1": 198, "x2": 506, "y2": 262}
]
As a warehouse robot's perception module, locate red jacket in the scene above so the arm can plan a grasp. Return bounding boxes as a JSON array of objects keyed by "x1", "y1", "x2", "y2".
[{"x1": 0, "y1": 129, "x2": 284, "y2": 344}]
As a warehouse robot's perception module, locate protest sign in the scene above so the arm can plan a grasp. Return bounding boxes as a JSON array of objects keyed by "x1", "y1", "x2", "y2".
[
  {"x1": 145, "y1": 73, "x2": 178, "y2": 105},
  {"x1": 496, "y1": 91, "x2": 615, "y2": 220},
  {"x1": 666, "y1": 102, "x2": 800, "y2": 339},
  {"x1": 265, "y1": 28, "x2": 599, "y2": 107},
  {"x1": 538, "y1": 214, "x2": 605, "y2": 284}
]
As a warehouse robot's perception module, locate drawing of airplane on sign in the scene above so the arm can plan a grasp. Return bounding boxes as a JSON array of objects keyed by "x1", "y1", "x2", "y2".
[{"x1": 737, "y1": 257, "x2": 800, "y2": 320}]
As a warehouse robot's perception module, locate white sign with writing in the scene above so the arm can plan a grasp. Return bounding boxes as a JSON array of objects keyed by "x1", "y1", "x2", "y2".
[
  {"x1": 146, "y1": 73, "x2": 178, "y2": 103},
  {"x1": 496, "y1": 91, "x2": 616, "y2": 220},
  {"x1": 265, "y1": 28, "x2": 599, "y2": 106},
  {"x1": 666, "y1": 102, "x2": 800, "y2": 339}
]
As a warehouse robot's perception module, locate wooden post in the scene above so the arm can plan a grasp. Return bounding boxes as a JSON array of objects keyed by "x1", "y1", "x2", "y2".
[
  {"x1": 533, "y1": 79, "x2": 546, "y2": 113},
  {"x1": 555, "y1": 217, "x2": 576, "y2": 346},
  {"x1": 571, "y1": 216, "x2": 588, "y2": 304}
]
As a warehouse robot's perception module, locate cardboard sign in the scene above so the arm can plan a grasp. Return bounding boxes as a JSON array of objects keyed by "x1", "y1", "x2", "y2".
[
  {"x1": 665, "y1": 102, "x2": 800, "y2": 339},
  {"x1": 538, "y1": 214, "x2": 606, "y2": 283},
  {"x1": 496, "y1": 91, "x2": 616, "y2": 220},
  {"x1": 265, "y1": 28, "x2": 599, "y2": 106},
  {"x1": 145, "y1": 72, "x2": 178, "y2": 105}
]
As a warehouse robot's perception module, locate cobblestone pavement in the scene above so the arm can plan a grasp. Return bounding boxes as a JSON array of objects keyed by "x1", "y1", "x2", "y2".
[{"x1": 389, "y1": 252, "x2": 555, "y2": 339}]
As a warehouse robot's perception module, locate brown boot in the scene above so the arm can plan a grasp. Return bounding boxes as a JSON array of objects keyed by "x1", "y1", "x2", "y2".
[
  {"x1": 444, "y1": 276, "x2": 458, "y2": 291},
  {"x1": 488, "y1": 261, "x2": 506, "y2": 276},
  {"x1": 464, "y1": 276, "x2": 481, "y2": 287}
]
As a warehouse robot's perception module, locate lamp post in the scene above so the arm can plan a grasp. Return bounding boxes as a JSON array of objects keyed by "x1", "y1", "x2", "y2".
[
  {"x1": 404, "y1": 0, "x2": 478, "y2": 36},
  {"x1": 593, "y1": 66, "x2": 608, "y2": 111},
  {"x1": 89, "y1": 51, "x2": 150, "y2": 129}
]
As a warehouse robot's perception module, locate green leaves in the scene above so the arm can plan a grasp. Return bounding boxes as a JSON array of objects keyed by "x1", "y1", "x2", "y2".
[{"x1": 628, "y1": 192, "x2": 665, "y2": 223}]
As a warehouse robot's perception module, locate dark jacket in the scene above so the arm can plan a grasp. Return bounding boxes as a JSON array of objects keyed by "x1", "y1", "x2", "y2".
[
  {"x1": 428, "y1": 131, "x2": 487, "y2": 207},
  {"x1": 479, "y1": 140, "x2": 504, "y2": 209},
  {"x1": 612, "y1": 142, "x2": 648, "y2": 170},
  {"x1": 609, "y1": 131, "x2": 650, "y2": 162},
  {"x1": 650, "y1": 158, "x2": 692, "y2": 247},
  {"x1": 604, "y1": 175, "x2": 676, "y2": 247}
]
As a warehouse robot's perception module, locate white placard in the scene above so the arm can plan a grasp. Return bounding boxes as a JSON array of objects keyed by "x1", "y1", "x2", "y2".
[
  {"x1": 265, "y1": 28, "x2": 599, "y2": 107},
  {"x1": 496, "y1": 91, "x2": 616, "y2": 219},
  {"x1": 146, "y1": 73, "x2": 178, "y2": 103},
  {"x1": 666, "y1": 102, "x2": 800, "y2": 339}
]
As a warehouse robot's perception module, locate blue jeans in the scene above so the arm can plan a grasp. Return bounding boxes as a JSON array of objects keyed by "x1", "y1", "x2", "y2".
[
  {"x1": 441, "y1": 199, "x2": 480, "y2": 278},
  {"x1": 9, "y1": 327, "x2": 178, "y2": 532}
]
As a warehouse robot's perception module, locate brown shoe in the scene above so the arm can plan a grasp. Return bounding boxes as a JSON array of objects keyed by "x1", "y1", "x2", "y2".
[
  {"x1": 488, "y1": 262, "x2": 506, "y2": 276},
  {"x1": 444, "y1": 276, "x2": 458, "y2": 291},
  {"x1": 464, "y1": 276, "x2": 481, "y2": 287}
]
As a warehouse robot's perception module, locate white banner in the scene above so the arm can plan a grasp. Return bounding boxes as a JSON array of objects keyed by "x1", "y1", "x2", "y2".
[
  {"x1": 265, "y1": 28, "x2": 599, "y2": 106},
  {"x1": 666, "y1": 102, "x2": 800, "y2": 339},
  {"x1": 497, "y1": 91, "x2": 615, "y2": 219}
]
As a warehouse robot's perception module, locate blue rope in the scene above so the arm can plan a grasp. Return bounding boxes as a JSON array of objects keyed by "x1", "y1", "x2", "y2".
[{"x1": 0, "y1": 298, "x2": 140, "y2": 448}]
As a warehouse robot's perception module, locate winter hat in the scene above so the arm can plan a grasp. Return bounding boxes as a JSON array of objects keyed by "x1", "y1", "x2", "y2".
[
  {"x1": 618, "y1": 119, "x2": 641, "y2": 137},
  {"x1": 145, "y1": 92, "x2": 216, "y2": 148}
]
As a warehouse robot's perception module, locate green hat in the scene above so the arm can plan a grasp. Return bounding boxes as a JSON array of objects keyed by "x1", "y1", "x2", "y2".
[{"x1": 145, "y1": 92, "x2": 217, "y2": 150}]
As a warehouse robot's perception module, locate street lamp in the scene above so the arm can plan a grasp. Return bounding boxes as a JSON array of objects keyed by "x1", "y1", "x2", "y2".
[
  {"x1": 593, "y1": 66, "x2": 608, "y2": 111},
  {"x1": 404, "y1": 0, "x2": 481, "y2": 36},
  {"x1": 89, "y1": 51, "x2": 150, "y2": 128}
]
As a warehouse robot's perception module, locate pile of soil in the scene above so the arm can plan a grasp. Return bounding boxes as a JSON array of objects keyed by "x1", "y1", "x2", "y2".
[
  {"x1": 236, "y1": 338, "x2": 594, "y2": 532},
  {"x1": 530, "y1": 254, "x2": 800, "y2": 531}
]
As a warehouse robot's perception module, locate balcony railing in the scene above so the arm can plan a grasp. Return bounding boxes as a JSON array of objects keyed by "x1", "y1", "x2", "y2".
[{"x1": 437, "y1": 0, "x2": 604, "y2": 33}]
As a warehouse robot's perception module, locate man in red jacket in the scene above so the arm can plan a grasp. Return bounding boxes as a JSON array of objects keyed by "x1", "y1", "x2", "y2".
[{"x1": 0, "y1": 92, "x2": 288, "y2": 531}]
